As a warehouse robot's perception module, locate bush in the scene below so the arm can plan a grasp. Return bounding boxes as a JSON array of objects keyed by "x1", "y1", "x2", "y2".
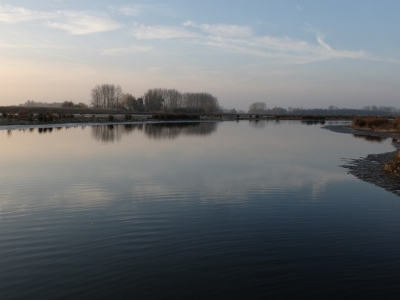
[
  {"x1": 392, "y1": 118, "x2": 400, "y2": 130},
  {"x1": 108, "y1": 115, "x2": 114, "y2": 121},
  {"x1": 1, "y1": 112, "x2": 6, "y2": 118},
  {"x1": 125, "y1": 114, "x2": 132, "y2": 120},
  {"x1": 18, "y1": 110, "x2": 28, "y2": 119},
  {"x1": 354, "y1": 117, "x2": 365, "y2": 127},
  {"x1": 44, "y1": 112, "x2": 53, "y2": 121},
  {"x1": 353, "y1": 117, "x2": 389, "y2": 128}
]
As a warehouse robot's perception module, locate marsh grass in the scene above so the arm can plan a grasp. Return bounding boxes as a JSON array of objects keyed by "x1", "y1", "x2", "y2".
[
  {"x1": 392, "y1": 118, "x2": 400, "y2": 130},
  {"x1": 353, "y1": 117, "x2": 390, "y2": 129}
]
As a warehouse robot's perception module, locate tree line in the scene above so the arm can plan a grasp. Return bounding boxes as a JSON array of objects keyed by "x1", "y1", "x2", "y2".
[
  {"x1": 19, "y1": 100, "x2": 88, "y2": 108},
  {"x1": 247, "y1": 102, "x2": 400, "y2": 116},
  {"x1": 90, "y1": 84, "x2": 221, "y2": 114}
]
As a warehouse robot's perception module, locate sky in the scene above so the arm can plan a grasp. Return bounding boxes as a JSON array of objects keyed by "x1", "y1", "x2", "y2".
[{"x1": 0, "y1": 0, "x2": 399, "y2": 110}]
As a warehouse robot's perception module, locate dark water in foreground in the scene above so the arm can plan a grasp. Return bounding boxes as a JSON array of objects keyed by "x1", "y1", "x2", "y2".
[{"x1": 1, "y1": 121, "x2": 400, "y2": 299}]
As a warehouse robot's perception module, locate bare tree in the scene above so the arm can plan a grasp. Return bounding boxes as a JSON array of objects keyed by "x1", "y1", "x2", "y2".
[
  {"x1": 90, "y1": 84, "x2": 123, "y2": 109},
  {"x1": 91, "y1": 85, "x2": 102, "y2": 108},
  {"x1": 248, "y1": 102, "x2": 267, "y2": 114},
  {"x1": 144, "y1": 89, "x2": 164, "y2": 112}
]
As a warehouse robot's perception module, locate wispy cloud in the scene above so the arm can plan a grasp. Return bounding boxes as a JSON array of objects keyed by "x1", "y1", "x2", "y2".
[
  {"x1": 0, "y1": 4, "x2": 56, "y2": 23},
  {"x1": 183, "y1": 20, "x2": 253, "y2": 37},
  {"x1": 47, "y1": 11, "x2": 123, "y2": 34},
  {"x1": 131, "y1": 24, "x2": 199, "y2": 39},
  {"x1": 108, "y1": 5, "x2": 141, "y2": 17},
  {"x1": 133, "y1": 21, "x2": 390, "y2": 64},
  {"x1": 0, "y1": 5, "x2": 123, "y2": 34},
  {"x1": 108, "y1": 4, "x2": 175, "y2": 18},
  {"x1": 102, "y1": 45, "x2": 153, "y2": 56},
  {"x1": 118, "y1": 6, "x2": 141, "y2": 16},
  {"x1": 200, "y1": 35, "x2": 370, "y2": 64}
]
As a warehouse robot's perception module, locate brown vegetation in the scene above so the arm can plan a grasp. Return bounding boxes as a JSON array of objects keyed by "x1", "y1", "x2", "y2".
[
  {"x1": 384, "y1": 151, "x2": 400, "y2": 175},
  {"x1": 352, "y1": 116, "x2": 400, "y2": 132}
]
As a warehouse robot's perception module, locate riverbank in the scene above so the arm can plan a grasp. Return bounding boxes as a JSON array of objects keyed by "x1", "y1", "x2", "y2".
[
  {"x1": 0, "y1": 114, "x2": 337, "y2": 129},
  {"x1": 323, "y1": 125, "x2": 400, "y2": 196}
]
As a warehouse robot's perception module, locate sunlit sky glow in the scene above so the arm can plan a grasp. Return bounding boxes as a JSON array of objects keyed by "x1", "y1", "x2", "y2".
[{"x1": 0, "y1": 0, "x2": 399, "y2": 110}]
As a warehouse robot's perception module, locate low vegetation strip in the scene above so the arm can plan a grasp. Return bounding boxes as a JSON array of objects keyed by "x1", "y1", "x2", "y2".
[
  {"x1": 352, "y1": 116, "x2": 400, "y2": 132},
  {"x1": 0, "y1": 106, "x2": 127, "y2": 115},
  {"x1": 153, "y1": 113, "x2": 200, "y2": 120}
]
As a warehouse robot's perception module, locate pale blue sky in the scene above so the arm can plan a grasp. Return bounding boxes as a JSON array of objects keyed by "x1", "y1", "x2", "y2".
[{"x1": 0, "y1": 0, "x2": 399, "y2": 110}]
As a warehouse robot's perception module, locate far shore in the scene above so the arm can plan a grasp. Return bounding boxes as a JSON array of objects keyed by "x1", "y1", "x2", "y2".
[{"x1": 0, "y1": 113, "x2": 352, "y2": 130}]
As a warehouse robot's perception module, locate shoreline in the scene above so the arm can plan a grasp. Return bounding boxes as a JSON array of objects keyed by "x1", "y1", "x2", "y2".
[
  {"x1": 323, "y1": 125, "x2": 400, "y2": 196},
  {"x1": 0, "y1": 116, "x2": 338, "y2": 131},
  {"x1": 0, "y1": 119, "x2": 222, "y2": 131}
]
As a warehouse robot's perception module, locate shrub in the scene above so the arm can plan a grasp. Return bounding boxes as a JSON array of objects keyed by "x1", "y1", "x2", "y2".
[
  {"x1": 108, "y1": 115, "x2": 114, "y2": 121},
  {"x1": 1, "y1": 112, "x2": 6, "y2": 118},
  {"x1": 125, "y1": 114, "x2": 132, "y2": 120},
  {"x1": 353, "y1": 117, "x2": 389, "y2": 128},
  {"x1": 354, "y1": 117, "x2": 366, "y2": 127},
  {"x1": 392, "y1": 118, "x2": 400, "y2": 130},
  {"x1": 18, "y1": 110, "x2": 28, "y2": 119},
  {"x1": 46, "y1": 112, "x2": 53, "y2": 121}
]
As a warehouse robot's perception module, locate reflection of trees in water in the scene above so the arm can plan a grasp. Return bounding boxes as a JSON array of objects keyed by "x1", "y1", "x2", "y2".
[
  {"x1": 249, "y1": 120, "x2": 267, "y2": 129},
  {"x1": 91, "y1": 122, "x2": 218, "y2": 142},
  {"x1": 38, "y1": 127, "x2": 53, "y2": 134},
  {"x1": 144, "y1": 122, "x2": 218, "y2": 140},
  {"x1": 301, "y1": 120, "x2": 326, "y2": 125},
  {"x1": 353, "y1": 134, "x2": 387, "y2": 143},
  {"x1": 91, "y1": 125, "x2": 125, "y2": 143}
]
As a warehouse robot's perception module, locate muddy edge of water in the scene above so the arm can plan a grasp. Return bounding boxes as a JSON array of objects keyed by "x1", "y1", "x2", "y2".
[{"x1": 324, "y1": 125, "x2": 400, "y2": 197}]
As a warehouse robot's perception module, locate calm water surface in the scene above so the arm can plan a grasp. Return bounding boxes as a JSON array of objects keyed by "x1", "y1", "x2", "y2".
[{"x1": 1, "y1": 121, "x2": 400, "y2": 299}]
